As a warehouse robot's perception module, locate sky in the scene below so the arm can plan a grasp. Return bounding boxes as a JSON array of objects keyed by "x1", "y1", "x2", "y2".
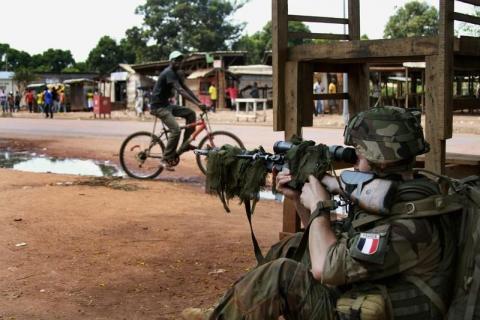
[{"x1": 0, "y1": 0, "x2": 476, "y2": 62}]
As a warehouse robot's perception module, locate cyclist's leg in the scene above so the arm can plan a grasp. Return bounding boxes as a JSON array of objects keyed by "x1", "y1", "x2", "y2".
[
  {"x1": 171, "y1": 105, "x2": 196, "y2": 144},
  {"x1": 152, "y1": 107, "x2": 181, "y2": 160}
]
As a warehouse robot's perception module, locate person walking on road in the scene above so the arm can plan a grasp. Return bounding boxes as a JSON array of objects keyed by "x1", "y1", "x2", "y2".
[
  {"x1": 208, "y1": 83, "x2": 217, "y2": 113},
  {"x1": 43, "y1": 88, "x2": 53, "y2": 118},
  {"x1": 25, "y1": 89, "x2": 34, "y2": 113}
]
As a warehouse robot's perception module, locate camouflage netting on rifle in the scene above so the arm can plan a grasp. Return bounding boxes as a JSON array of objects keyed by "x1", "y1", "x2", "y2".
[
  {"x1": 205, "y1": 144, "x2": 269, "y2": 212},
  {"x1": 285, "y1": 139, "x2": 333, "y2": 190},
  {"x1": 204, "y1": 139, "x2": 333, "y2": 212}
]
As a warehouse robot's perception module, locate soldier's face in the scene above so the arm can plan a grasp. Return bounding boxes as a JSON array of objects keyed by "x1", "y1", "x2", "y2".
[{"x1": 354, "y1": 153, "x2": 371, "y2": 172}]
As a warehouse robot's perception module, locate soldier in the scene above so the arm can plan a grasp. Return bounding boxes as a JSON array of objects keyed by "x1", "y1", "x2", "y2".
[{"x1": 183, "y1": 106, "x2": 456, "y2": 320}]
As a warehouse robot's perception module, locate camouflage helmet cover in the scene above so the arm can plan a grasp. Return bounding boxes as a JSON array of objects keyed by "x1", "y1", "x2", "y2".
[{"x1": 344, "y1": 106, "x2": 429, "y2": 163}]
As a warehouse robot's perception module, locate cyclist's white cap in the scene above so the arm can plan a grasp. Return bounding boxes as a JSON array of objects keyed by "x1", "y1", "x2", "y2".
[{"x1": 169, "y1": 51, "x2": 184, "y2": 61}]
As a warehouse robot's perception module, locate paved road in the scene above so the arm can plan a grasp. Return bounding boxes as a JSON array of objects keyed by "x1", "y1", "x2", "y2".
[{"x1": 0, "y1": 118, "x2": 479, "y2": 155}]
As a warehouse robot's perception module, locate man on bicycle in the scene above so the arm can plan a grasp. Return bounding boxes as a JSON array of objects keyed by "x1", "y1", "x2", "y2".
[{"x1": 150, "y1": 50, "x2": 207, "y2": 171}]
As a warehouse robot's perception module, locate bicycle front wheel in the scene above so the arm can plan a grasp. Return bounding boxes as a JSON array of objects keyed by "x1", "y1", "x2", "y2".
[
  {"x1": 196, "y1": 131, "x2": 245, "y2": 175},
  {"x1": 119, "y1": 131, "x2": 165, "y2": 179}
]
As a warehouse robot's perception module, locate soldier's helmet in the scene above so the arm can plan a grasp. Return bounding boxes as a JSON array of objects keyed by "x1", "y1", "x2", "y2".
[{"x1": 344, "y1": 106, "x2": 429, "y2": 163}]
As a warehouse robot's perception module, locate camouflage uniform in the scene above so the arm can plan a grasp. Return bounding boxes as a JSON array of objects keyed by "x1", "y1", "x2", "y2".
[{"x1": 209, "y1": 107, "x2": 455, "y2": 320}]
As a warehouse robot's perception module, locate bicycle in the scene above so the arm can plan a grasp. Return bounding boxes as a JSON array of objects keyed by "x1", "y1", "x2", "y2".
[{"x1": 119, "y1": 109, "x2": 245, "y2": 179}]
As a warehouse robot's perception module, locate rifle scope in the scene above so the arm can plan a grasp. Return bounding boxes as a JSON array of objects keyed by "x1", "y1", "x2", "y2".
[{"x1": 273, "y1": 141, "x2": 358, "y2": 164}]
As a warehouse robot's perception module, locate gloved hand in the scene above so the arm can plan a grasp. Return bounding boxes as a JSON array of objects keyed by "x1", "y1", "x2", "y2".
[{"x1": 199, "y1": 104, "x2": 209, "y2": 112}]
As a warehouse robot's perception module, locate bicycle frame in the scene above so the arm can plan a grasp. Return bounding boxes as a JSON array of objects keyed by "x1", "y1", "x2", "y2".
[{"x1": 150, "y1": 111, "x2": 215, "y2": 154}]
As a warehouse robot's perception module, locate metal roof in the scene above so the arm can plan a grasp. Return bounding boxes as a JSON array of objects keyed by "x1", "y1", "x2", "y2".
[
  {"x1": 0, "y1": 71, "x2": 14, "y2": 79},
  {"x1": 63, "y1": 78, "x2": 96, "y2": 84},
  {"x1": 228, "y1": 65, "x2": 272, "y2": 76}
]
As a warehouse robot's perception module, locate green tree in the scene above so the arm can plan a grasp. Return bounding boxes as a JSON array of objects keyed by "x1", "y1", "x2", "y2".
[
  {"x1": 86, "y1": 36, "x2": 126, "y2": 75},
  {"x1": 120, "y1": 26, "x2": 149, "y2": 63},
  {"x1": 62, "y1": 62, "x2": 90, "y2": 73},
  {"x1": 13, "y1": 68, "x2": 38, "y2": 93},
  {"x1": 135, "y1": 0, "x2": 247, "y2": 60},
  {"x1": 384, "y1": 1, "x2": 438, "y2": 39},
  {"x1": 30, "y1": 49, "x2": 75, "y2": 72},
  {"x1": 233, "y1": 21, "x2": 311, "y2": 64}
]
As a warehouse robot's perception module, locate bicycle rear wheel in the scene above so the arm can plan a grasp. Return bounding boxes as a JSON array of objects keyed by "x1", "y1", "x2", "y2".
[
  {"x1": 196, "y1": 131, "x2": 245, "y2": 175},
  {"x1": 119, "y1": 131, "x2": 165, "y2": 179}
]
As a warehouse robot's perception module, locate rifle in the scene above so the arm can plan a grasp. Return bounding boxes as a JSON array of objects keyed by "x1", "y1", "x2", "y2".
[{"x1": 195, "y1": 141, "x2": 396, "y2": 215}]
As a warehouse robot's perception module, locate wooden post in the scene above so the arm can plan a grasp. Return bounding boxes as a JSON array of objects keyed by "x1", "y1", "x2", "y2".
[
  {"x1": 425, "y1": 55, "x2": 446, "y2": 174},
  {"x1": 272, "y1": 0, "x2": 288, "y2": 131},
  {"x1": 437, "y1": 0, "x2": 454, "y2": 139},
  {"x1": 405, "y1": 67, "x2": 409, "y2": 108},
  {"x1": 348, "y1": 0, "x2": 360, "y2": 40},
  {"x1": 217, "y1": 69, "x2": 226, "y2": 110},
  {"x1": 348, "y1": 64, "x2": 369, "y2": 116},
  {"x1": 281, "y1": 61, "x2": 305, "y2": 235}
]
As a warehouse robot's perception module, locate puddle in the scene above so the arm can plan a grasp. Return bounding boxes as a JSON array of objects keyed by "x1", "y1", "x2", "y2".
[{"x1": 0, "y1": 151, "x2": 123, "y2": 177}]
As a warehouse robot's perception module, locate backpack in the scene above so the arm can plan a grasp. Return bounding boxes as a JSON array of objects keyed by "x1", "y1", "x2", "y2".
[{"x1": 447, "y1": 175, "x2": 480, "y2": 319}]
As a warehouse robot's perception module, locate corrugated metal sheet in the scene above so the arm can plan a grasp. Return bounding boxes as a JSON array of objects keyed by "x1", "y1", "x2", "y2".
[{"x1": 228, "y1": 65, "x2": 272, "y2": 76}]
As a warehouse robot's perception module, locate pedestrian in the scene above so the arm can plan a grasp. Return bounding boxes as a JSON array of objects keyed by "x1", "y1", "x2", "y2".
[
  {"x1": 14, "y1": 92, "x2": 21, "y2": 112},
  {"x1": 135, "y1": 87, "x2": 144, "y2": 118},
  {"x1": 328, "y1": 79, "x2": 337, "y2": 114},
  {"x1": 36, "y1": 90, "x2": 44, "y2": 113},
  {"x1": 87, "y1": 91, "x2": 94, "y2": 111},
  {"x1": 0, "y1": 90, "x2": 7, "y2": 113},
  {"x1": 250, "y1": 82, "x2": 259, "y2": 98},
  {"x1": 313, "y1": 78, "x2": 325, "y2": 116},
  {"x1": 51, "y1": 87, "x2": 59, "y2": 113},
  {"x1": 58, "y1": 90, "x2": 66, "y2": 112},
  {"x1": 25, "y1": 89, "x2": 34, "y2": 113},
  {"x1": 43, "y1": 87, "x2": 53, "y2": 118},
  {"x1": 226, "y1": 84, "x2": 238, "y2": 110},
  {"x1": 208, "y1": 82, "x2": 217, "y2": 113},
  {"x1": 7, "y1": 92, "x2": 14, "y2": 113}
]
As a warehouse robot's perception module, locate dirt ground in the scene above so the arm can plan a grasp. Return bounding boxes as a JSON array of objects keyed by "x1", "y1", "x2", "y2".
[{"x1": 0, "y1": 135, "x2": 283, "y2": 320}]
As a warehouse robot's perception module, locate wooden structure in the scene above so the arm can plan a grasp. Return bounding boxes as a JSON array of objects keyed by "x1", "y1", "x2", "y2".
[
  {"x1": 235, "y1": 98, "x2": 268, "y2": 122},
  {"x1": 272, "y1": 0, "x2": 480, "y2": 235}
]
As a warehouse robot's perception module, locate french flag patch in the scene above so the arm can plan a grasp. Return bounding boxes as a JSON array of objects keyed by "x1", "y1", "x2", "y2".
[{"x1": 357, "y1": 233, "x2": 380, "y2": 255}]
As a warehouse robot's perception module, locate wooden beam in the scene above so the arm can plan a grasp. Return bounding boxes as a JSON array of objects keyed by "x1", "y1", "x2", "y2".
[
  {"x1": 282, "y1": 61, "x2": 303, "y2": 235},
  {"x1": 453, "y1": 12, "x2": 480, "y2": 26},
  {"x1": 348, "y1": 64, "x2": 370, "y2": 115},
  {"x1": 437, "y1": 0, "x2": 454, "y2": 139},
  {"x1": 288, "y1": 15, "x2": 348, "y2": 24},
  {"x1": 424, "y1": 55, "x2": 446, "y2": 174},
  {"x1": 314, "y1": 93, "x2": 350, "y2": 100},
  {"x1": 456, "y1": 36, "x2": 480, "y2": 56},
  {"x1": 300, "y1": 62, "x2": 314, "y2": 127},
  {"x1": 272, "y1": 0, "x2": 288, "y2": 131},
  {"x1": 288, "y1": 32, "x2": 349, "y2": 41},
  {"x1": 456, "y1": 0, "x2": 480, "y2": 5},
  {"x1": 348, "y1": 0, "x2": 360, "y2": 40},
  {"x1": 312, "y1": 63, "x2": 351, "y2": 73},
  {"x1": 289, "y1": 37, "x2": 438, "y2": 62}
]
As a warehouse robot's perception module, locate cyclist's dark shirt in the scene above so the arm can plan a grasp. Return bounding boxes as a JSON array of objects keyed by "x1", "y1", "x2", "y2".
[{"x1": 151, "y1": 66, "x2": 179, "y2": 109}]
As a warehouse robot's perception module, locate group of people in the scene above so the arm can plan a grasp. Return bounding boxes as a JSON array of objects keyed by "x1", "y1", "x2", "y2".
[
  {"x1": 207, "y1": 82, "x2": 241, "y2": 112},
  {"x1": 0, "y1": 87, "x2": 66, "y2": 117},
  {"x1": 313, "y1": 78, "x2": 338, "y2": 116},
  {"x1": 0, "y1": 90, "x2": 21, "y2": 114}
]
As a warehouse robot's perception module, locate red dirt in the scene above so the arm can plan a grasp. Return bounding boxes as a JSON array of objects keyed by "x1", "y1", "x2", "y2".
[{"x1": 0, "y1": 136, "x2": 283, "y2": 319}]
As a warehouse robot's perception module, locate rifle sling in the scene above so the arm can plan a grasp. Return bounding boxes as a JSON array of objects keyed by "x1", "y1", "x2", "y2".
[
  {"x1": 352, "y1": 194, "x2": 463, "y2": 229},
  {"x1": 244, "y1": 200, "x2": 265, "y2": 265}
]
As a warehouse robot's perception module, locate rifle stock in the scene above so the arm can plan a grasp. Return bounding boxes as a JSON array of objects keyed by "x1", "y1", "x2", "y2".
[{"x1": 321, "y1": 175, "x2": 394, "y2": 214}]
